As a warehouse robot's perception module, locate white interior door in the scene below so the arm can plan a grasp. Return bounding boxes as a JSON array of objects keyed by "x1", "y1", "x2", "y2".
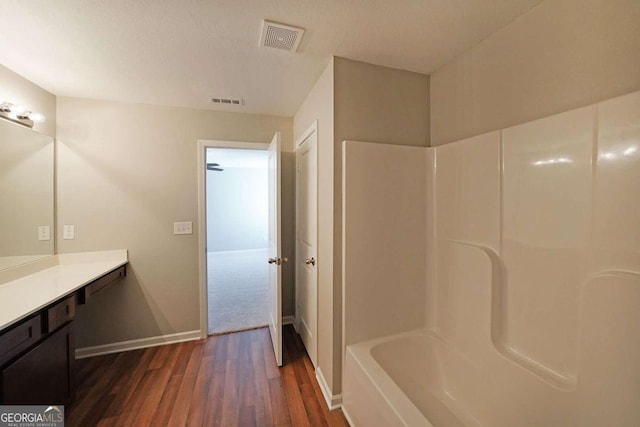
[
  {"x1": 267, "y1": 132, "x2": 283, "y2": 366},
  {"x1": 295, "y1": 126, "x2": 318, "y2": 366}
]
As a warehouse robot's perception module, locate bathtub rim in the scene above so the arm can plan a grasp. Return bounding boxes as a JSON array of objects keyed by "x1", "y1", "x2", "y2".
[{"x1": 345, "y1": 328, "x2": 437, "y2": 427}]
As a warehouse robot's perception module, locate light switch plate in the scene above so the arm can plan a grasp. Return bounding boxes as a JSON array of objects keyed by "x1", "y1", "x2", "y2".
[
  {"x1": 38, "y1": 226, "x2": 50, "y2": 241},
  {"x1": 173, "y1": 221, "x2": 193, "y2": 235},
  {"x1": 63, "y1": 225, "x2": 75, "y2": 240}
]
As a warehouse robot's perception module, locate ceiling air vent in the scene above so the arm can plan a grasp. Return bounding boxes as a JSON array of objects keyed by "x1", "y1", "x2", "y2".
[
  {"x1": 211, "y1": 98, "x2": 244, "y2": 106},
  {"x1": 260, "y1": 20, "x2": 305, "y2": 52}
]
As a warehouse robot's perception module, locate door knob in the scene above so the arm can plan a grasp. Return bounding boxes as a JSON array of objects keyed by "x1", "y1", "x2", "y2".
[
  {"x1": 305, "y1": 257, "x2": 316, "y2": 266},
  {"x1": 268, "y1": 257, "x2": 288, "y2": 265}
]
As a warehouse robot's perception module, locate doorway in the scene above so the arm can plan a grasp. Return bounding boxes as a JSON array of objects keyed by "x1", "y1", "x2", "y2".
[
  {"x1": 205, "y1": 146, "x2": 270, "y2": 335},
  {"x1": 197, "y1": 135, "x2": 284, "y2": 366}
]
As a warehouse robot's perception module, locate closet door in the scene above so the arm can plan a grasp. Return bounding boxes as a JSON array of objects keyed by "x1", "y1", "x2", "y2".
[{"x1": 295, "y1": 124, "x2": 318, "y2": 367}]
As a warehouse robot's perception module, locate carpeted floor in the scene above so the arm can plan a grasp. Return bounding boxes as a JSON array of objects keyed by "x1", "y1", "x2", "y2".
[{"x1": 207, "y1": 248, "x2": 270, "y2": 335}]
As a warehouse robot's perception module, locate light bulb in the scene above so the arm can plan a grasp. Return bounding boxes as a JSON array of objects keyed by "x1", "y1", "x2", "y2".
[
  {"x1": 10, "y1": 104, "x2": 26, "y2": 114},
  {"x1": 28, "y1": 112, "x2": 46, "y2": 123}
]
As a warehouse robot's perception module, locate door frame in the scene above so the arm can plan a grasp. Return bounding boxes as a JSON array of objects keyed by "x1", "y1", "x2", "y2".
[
  {"x1": 294, "y1": 120, "x2": 319, "y2": 364},
  {"x1": 197, "y1": 139, "x2": 270, "y2": 338}
]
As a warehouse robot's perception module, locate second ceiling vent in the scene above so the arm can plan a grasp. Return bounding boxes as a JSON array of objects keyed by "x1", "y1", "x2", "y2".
[{"x1": 260, "y1": 20, "x2": 305, "y2": 52}]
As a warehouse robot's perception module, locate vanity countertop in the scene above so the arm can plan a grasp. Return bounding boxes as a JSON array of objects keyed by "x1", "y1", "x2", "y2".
[{"x1": 0, "y1": 249, "x2": 128, "y2": 331}]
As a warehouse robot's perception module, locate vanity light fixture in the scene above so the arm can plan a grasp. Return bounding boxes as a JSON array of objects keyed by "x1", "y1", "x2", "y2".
[{"x1": 0, "y1": 100, "x2": 46, "y2": 128}]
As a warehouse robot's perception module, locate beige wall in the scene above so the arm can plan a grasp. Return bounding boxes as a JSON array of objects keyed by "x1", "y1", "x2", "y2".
[
  {"x1": 56, "y1": 97, "x2": 294, "y2": 347},
  {"x1": 334, "y1": 57, "x2": 431, "y2": 147},
  {"x1": 0, "y1": 65, "x2": 56, "y2": 136},
  {"x1": 430, "y1": 0, "x2": 640, "y2": 146},
  {"x1": 293, "y1": 59, "x2": 336, "y2": 389}
]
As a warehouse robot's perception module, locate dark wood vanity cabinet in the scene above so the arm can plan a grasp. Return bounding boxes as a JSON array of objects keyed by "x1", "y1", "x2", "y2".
[
  {"x1": 1, "y1": 322, "x2": 75, "y2": 406},
  {"x1": 44, "y1": 295, "x2": 76, "y2": 333},
  {"x1": 77, "y1": 266, "x2": 126, "y2": 304},
  {"x1": 0, "y1": 264, "x2": 126, "y2": 405},
  {"x1": 0, "y1": 315, "x2": 42, "y2": 367}
]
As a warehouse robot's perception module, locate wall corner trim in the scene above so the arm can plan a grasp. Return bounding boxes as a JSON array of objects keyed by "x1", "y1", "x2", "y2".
[
  {"x1": 315, "y1": 367, "x2": 343, "y2": 410},
  {"x1": 75, "y1": 330, "x2": 202, "y2": 359}
]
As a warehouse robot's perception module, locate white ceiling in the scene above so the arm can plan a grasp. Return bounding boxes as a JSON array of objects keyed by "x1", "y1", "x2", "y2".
[
  {"x1": 0, "y1": 0, "x2": 544, "y2": 117},
  {"x1": 206, "y1": 148, "x2": 268, "y2": 169}
]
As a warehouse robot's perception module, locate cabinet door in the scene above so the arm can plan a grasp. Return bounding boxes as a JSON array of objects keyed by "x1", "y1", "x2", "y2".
[
  {"x1": 1, "y1": 322, "x2": 75, "y2": 406},
  {"x1": 0, "y1": 315, "x2": 42, "y2": 366}
]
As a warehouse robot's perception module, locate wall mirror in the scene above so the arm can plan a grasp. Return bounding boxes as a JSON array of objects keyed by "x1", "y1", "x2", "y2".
[{"x1": 0, "y1": 118, "x2": 54, "y2": 270}]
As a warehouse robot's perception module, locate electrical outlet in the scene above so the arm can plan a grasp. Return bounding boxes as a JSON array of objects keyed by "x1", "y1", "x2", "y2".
[
  {"x1": 63, "y1": 225, "x2": 75, "y2": 240},
  {"x1": 38, "y1": 226, "x2": 50, "y2": 241},
  {"x1": 173, "y1": 221, "x2": 193, "y2": 235}
]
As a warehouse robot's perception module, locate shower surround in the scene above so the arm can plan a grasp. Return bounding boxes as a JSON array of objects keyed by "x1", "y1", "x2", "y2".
[{"x1": 341, "y1": 90, "x2": 640, "y2": 426}]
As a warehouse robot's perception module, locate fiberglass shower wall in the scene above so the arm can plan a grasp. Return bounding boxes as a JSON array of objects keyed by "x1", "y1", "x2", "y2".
[
  {"x1": 342, "y1": 89, "x2": 640, "y2": 425},
  {"x1": 429, "y1": 90, "x2": 640, "y2": 424}
]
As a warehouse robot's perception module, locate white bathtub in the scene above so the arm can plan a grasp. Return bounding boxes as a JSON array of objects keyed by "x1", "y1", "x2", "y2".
[
  {"x1": 342, "y1": 329, "x2": 599, "y2": 427},
  {"x1": 343, "y1": 300, "x2": 640, "y2": 427},
  {"x1": 343, "y1": 330, "x2": 489, "y2": 427}
]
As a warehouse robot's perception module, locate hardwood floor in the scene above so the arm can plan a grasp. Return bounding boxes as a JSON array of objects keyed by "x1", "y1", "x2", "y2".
[{"x1": 67, "y1": 325, "x2": 349, "y2": 427}]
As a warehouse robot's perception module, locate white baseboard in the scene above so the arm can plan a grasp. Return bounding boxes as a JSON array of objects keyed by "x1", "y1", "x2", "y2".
[
  {"x1": 282, "y1": 315, "x2": 295, "y2": 325},
  {"x1": 342, "y1": 406, "x2": 355, "y2": 426},
  {"x1": 315, "y1": 367, "x2": 343, "y2": 410},
  {"x1": 75, "y1": 329, "x2": 202, "y2": 359}
]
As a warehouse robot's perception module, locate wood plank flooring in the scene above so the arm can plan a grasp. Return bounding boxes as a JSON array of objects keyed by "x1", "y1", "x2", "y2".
[{"x1": 66, "y1": 325, "x2": 349, "y2": 427}]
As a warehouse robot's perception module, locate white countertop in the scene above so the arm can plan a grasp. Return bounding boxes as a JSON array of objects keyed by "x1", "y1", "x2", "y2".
[{"x1": 0, "y1": 250, "x2": 128, "y2": 331}]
